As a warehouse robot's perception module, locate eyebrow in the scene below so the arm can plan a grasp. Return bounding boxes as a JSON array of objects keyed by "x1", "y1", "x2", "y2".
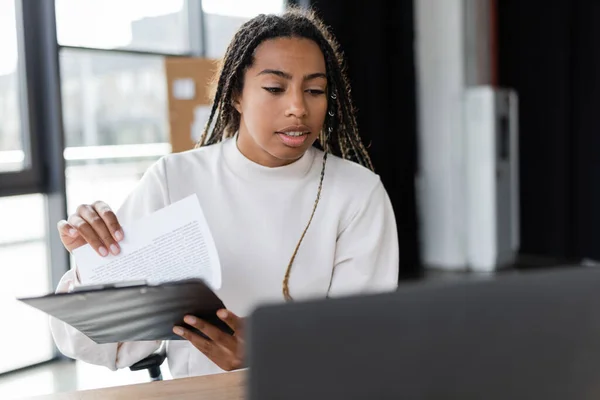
[{"x1": 257, "y1": 69, "x2": 327, "y2": 81}]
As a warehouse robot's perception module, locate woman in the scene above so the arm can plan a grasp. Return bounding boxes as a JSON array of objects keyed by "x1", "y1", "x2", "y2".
[{"x1": 51, "y1": 8, "x2": 399, "y2": 378}]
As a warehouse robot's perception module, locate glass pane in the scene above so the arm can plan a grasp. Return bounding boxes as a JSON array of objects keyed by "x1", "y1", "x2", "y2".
[
  {"x1": 60, "y1": 49, "x2": 170, "y2": 214},
  {"x1": 0, "y1": 194, "x2": 54, "y2": 374},
  {"x1": 203, "y1": 0, "x2": 285, "y2": 58},
  {"x1": 60, "y1": 49, "x2": 169, "y2": 148},
  {"x1": 0, "y1": 0, "x2": 25, "y2": 173},
  {"x1": 55, "y1": 0, "x2": 189, "y2": 54}
]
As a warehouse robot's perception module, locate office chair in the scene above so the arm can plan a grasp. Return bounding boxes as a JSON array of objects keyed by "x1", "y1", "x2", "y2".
[{"x1": 129, "y1": 344, "x2": 167, "y2": 381}]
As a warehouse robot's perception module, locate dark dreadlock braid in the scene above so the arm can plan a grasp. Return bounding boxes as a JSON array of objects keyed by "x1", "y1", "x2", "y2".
[{"x1": 195, "y1": 7, "x2": 374, "y2": 301}]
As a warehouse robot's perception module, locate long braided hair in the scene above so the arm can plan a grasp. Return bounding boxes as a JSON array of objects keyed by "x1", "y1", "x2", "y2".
[{"x1": 196, "y1": 7, "x2": 374, "y2": 301}]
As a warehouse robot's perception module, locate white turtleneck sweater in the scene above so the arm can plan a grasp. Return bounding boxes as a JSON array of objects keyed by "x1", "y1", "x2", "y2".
[{"x1": 50, "y1": 137, "x2": 399, "y2": 378}]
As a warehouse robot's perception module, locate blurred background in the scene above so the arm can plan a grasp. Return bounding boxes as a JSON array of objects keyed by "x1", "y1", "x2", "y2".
[{"x1": 1, "y1": 0, "x2": 598, "y2": 398}]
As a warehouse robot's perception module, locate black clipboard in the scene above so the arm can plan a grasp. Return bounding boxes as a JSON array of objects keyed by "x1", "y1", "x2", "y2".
[{"x1": 18, "y1": 279, "x2": 234, "y2": 344}]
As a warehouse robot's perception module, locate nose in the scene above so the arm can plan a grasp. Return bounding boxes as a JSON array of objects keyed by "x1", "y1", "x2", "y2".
[{"x1": 284, "y1": 89, "x2": 308, "y2": 119}]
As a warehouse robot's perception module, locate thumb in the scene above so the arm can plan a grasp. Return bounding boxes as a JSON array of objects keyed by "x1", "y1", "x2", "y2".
[{"x1": 57, "y1": 220, "x2": 86, "y2": 252}]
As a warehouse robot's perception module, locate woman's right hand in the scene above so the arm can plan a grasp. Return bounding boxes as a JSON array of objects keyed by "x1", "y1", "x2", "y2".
[{"x1": 56, "y1": 201, "x2": 124, "y2": 257}]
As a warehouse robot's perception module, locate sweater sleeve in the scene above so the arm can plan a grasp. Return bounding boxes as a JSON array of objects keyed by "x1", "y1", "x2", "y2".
[
  {"x1": 328, "y1": 180, "x2": 399, "y2": 298},
  {"x1": 49, "y1": 157, "x2": 170, "y2": 370}
]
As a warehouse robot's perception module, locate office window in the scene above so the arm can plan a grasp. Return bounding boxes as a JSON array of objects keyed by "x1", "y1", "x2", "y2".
[
  {"x1": 0, "y1": 194, "x2": 54, "y2": 374},
  {"x1": 55, "y1": 0, "x2": 190, "y2": 54},
  {"x1": 0, "y1": 0, "x2": 24, "y2": 173},
  {"x1": 60, "y1": 50, "x2": 168, "y2": 147},
  {"x1": 202, "y1": 0, "x2": 286, "y2": 58},
  {"x1": 0, "y1": 0, "x2": 67, "y2": 376},
  {"x1": 60, "y1": 49, "x2": 170, "y2": 213}
]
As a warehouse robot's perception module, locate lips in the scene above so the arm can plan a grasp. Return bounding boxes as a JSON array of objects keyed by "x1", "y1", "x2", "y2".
[
  {"x1": 277, "y1": 132, "x2": 309, "y2": 147},
  {"x1": 276, "y1": 125, "x2": 311, "y2": 148}
]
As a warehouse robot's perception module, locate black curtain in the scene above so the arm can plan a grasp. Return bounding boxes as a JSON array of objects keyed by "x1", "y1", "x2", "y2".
[
  {"x1": 498, "y1": 2, "x2": 600, "y2": 261},
  {"x1": 291, "y1": 0, "x2": 421, "y2": 279}
]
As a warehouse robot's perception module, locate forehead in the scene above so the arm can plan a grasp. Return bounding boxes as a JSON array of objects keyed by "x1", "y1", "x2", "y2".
[{"x1": 250, "y1": 37, "x2": 326, "y2": 74}]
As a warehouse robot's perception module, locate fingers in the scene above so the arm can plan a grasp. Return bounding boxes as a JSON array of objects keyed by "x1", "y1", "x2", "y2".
[
  {"x1": 66, "y1": 202, "x2": 123, "y2": 257},
  {"x1": 57, "y1": 219, "x2": 87, "y2": 253},
  {"x1": 57, "y1": 219, "x2": 79, "y2": 238},
  {"x1": 91, "y1": 201, "x2": 124, "y2": 242},
  {"x1": 173, "y1": 326, "x2": 220, "y2": 365},
  {"x1": 183, "y1": 315, "x2": 237, "y2": 349},
  {"x1": 68, "y1": 213, "x2": 108, "y2": 256},
  {"x1": 217, "y1": 309, "x2": 244, "y2": 339},
  {"x1": 173, "y1": 324, "x2": 243, "y2": 371}
]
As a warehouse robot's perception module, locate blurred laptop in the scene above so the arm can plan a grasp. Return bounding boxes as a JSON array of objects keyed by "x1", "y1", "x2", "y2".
[{"x1": 247, "y1": 267, "x2": 600, "y2": 400}]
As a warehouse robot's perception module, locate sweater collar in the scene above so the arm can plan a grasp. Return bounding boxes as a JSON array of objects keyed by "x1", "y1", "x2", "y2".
[{"x1": 222, "y1": 135, "x2": 317, "y2": 181}]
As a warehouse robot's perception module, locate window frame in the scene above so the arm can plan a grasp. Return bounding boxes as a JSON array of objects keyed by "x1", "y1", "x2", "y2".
[
  {"x1": 0, "y1": 0, "x2": 44, "y2": 197},
  {"x1": 0, "y1": 0, "x2": 70, "y2": 374}
]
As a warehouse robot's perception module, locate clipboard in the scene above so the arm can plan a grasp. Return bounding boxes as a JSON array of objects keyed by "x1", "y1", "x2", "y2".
[{"x1": 18, "y1": 279, "x2": 234, "y2": 344}]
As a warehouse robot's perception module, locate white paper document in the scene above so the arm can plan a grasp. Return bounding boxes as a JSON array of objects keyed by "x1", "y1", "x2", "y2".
[{"x1": 72, "y1": 195, "x2": 222, "y2": 290}]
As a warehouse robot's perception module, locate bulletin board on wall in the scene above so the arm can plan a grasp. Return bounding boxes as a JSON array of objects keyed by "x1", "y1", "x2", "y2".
[{"x1": 164, "y1": 57, "x2": 219, "y2": 153}]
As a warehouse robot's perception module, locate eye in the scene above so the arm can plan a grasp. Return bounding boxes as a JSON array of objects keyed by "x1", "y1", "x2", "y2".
[
  {"x1": 263, "y1": 87, "x2": 284, "y2": 94},
  {"x1": 306, "y1": 89, "x2": 325, "y2": 95}
]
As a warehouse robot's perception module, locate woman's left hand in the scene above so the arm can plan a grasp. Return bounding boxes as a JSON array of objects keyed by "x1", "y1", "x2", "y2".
[{"x1": 173, "y1": 309, "x2": 245, "y2": 371}]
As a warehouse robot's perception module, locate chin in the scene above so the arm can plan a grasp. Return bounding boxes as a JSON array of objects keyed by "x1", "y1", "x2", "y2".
[{"x1": 270, "y1": 146, "x2": 308, "y2": 162}]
